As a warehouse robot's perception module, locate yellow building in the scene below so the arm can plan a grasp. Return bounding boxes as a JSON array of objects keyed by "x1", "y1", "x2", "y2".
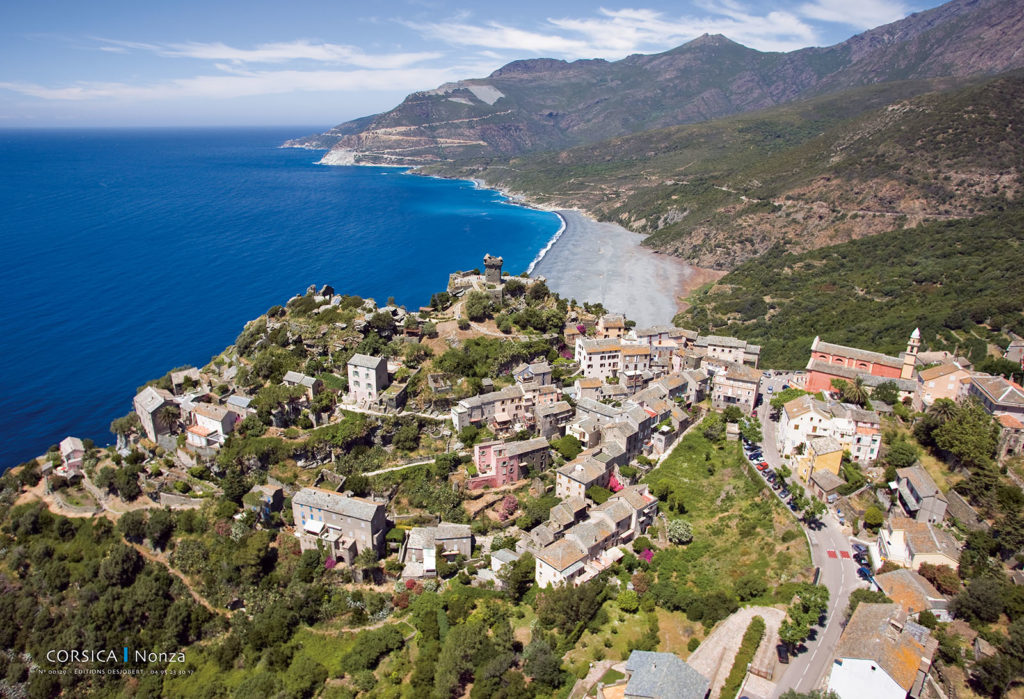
[{"x1": 797, "y1": 435, "x2": 843, "y2": 480}]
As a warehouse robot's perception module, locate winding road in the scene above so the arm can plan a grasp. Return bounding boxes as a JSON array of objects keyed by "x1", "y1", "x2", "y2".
[{"x1": 754, "y1": 372, "x2": 866, "y2": 698}]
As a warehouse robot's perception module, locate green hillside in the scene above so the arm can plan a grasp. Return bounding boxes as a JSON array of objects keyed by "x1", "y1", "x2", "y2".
[
  {"x1": 673, "y1": 207, "x2": 1024, "y2": 368},
  {"x1": 437, "y1": 71, "x2": 1024, "y2": 269}
]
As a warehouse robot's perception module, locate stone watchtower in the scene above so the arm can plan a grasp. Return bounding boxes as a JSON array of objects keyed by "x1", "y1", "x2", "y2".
[
  {"x1": 902, "y1": 327, "x2": 921, "y2": 380},
  {"x1": 483, "y1": 254, "x2": 503, "y2": 285}
]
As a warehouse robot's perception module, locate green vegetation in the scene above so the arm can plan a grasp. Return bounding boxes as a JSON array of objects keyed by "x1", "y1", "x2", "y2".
[
  {"x1": 721, "y1": 616, "x2": 766, "y2": 699},
  {"x1": 676, "y1": 207, "x2": 1024, "y2": 367},
  {"x1": 642, "y1": 430, "x2": 810, "y2": 627}
]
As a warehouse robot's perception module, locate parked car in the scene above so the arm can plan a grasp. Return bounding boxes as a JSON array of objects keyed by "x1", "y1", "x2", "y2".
[
  {"x1": 777, "y1": 644, "x2": 789, "y2": 664},
  {"x1": 772, "y1": 481, "x2": 782, "y2": 491},
  {"x1": 857, "y1": 566, "x2": 873, "y2": 581},
  {"x1": 855, "y1": 553, "x2": 870, "y2": 567},
  {"x1": 851, "y1": 543, "x2": 868, "y2": 554},
  {"x1": 789, "y1": 500, "x2": 800, "y2": 511},
  {"x1": 780, "y1": 489, "x2": 790, "y2": 499},
  {"x1": 756, "y1": 463, "x2": 768, "y2": 471}
]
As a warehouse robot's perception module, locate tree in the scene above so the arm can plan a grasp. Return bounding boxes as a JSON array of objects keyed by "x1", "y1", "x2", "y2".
[
  {"x1": 885, "y1": 440, "x2": 920, "y2": 471},
  {"x1": 863, "y1": 506, "x2": 885, "y2": 530},
  {"x1": 846, "y1": 588, "x2": 891, "y2": 617},
  {"x1": 739, "y1": 417, "x2": 763, "y2": 444},
  {"x1": 99, "y1": 544, "x2": 142, "y2": 587},
  {"x1": 501, "y1": 552, "x2": 535, "y2": 603},
  {"x1": 667, "y1": 519, "x2": 693, "y2": 545},
  {"x1": 368, "y1": 311, "x2": 396, "y2": 336},
  {"x1": 918, "y1": 563, "x2": 961, "y2": 595},
  {"x1": 523, "y1": 638, "x2": 562, "y2": 688},
  {"x1": 118, "y1": 509, "x2": 148, "y2": 543},
  {"x1": 804, "y1": 499, "x2": 826, "y2": 523},
  {"x1": 146, "y1": 508, "x2": 175, "y2": 550},
  {"x1": 872, "y1": 381, "x2": 900, "y2": 405},
  {"x1": 934, "y1": 399, "x2": 999, "y2": 470},
  {"x1": 221, "y1": 469, "x2": 248, "y2": 504},
  {"x1": 550, "y1": 434, "x2": 582, "y2": 460},
  {"x1": 735, "y1": 573, "x2": 768, "y2": 601},
  {"x1": 617, "y1": 589, "x2": 640, "y2": 613},
  {"x1": 110, "y1": 412, "x2": 141, "y2": 437},
  {"x1": 722, "y1": 406, "x2": 744, "y2": 423},
  {"x1": 465, "y1": 292, "x2": 492, "y2": 322},
  {"x1": 953, "y1": 577, "x2": 1005, "y2": 623}
]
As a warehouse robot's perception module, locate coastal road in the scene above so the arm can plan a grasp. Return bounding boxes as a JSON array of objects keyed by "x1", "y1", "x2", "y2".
[{"x1": 754, "y1": 373, "x2": 865, "y2": 698}]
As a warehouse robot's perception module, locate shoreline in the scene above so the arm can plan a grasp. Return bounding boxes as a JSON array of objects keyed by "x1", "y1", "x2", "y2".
[{"x1": 309, "y1": 151, "x2": 718, "y2": 326}]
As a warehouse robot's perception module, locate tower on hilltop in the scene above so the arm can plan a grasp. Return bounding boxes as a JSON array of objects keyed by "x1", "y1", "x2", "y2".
[
  {"x1": 902, "y1": 327, "x2": 921, "y2": 380},
  {"x1": 484, "y1": 254, "x2": 503, "y2": 285}
]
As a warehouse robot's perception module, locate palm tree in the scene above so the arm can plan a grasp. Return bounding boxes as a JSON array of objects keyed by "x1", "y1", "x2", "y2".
[
  {"x1": 156, "y1": 404, "x2": 180, "y2": 432},
  {"x1": 842, "y1": 377, "x2": 870, "y2": 406},
  {"x1": 926, "y1": 398, "x2": 958, "y2": 424}
]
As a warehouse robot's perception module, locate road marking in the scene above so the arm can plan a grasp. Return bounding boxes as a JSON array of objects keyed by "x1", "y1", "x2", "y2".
[
  {"x1": 839, "y1": 551, "x2": 851, "y2": 559},
  {"x1": 826, "y1": 550, "x2": 837, "y2": 559}
]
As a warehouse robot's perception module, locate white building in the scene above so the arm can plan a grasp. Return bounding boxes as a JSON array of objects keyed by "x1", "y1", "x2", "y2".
[
  {"x1": 575, "y1": 338, "x2": 622, "y2": 381},
  {"x1": 348, "y1": 354, "x2": 389, "y2": 405},
  {"x1": 777, "y1": 394, "x2": 882, "y2": 465},
  {"x1": 186, "y1": 403, "x2": 237, "y2": 449}
]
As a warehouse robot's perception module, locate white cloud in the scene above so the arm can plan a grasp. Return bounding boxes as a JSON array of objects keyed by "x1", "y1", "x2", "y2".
[
  {"x1": 417, "y1": 5, "x2": 820, "y2": 59},
  {"x1": 95, "y1": 38, "x2": 442, "y2": 69},
  {"x1": 798, "y1": 0, "x2": 908, "y2": 29},
  {"x1": 0, "y1": 63, "x2": 495, "y2": 102}
]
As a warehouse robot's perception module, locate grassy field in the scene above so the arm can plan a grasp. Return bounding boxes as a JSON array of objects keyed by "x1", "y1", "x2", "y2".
[{"x1": 644, "y1": 431, "x2": 812, "y2": 593}]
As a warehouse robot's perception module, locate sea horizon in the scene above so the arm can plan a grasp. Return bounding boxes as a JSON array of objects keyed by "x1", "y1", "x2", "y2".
[{"x1": 0, "y1": 127, "x2": 561, "y2": 469}]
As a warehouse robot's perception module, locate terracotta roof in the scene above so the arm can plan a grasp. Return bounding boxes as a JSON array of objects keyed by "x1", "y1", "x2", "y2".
[
  {"x1": 998, "y1": 414, "x2": 1024, "y2": 429},
  {"x1": 918, "y1": 363, "x2": 963, "y2": 382},
  {"x1": 836, "y1": 603, "x2": 934, "y2": 691},
  {"x1": 187, "y1": 424, "x2": 213, "y2": 437},
  {"x1": 889, "y1": 517, "x2": 960, "y2": 563},
  {"x1": 622, "y1": 345, "x2": 652, "y2": 356},
  {"x1": 599, "y1": 314, "x2": 625, "y2": 328},
  {"x1": 875, "y1": 569, "x2": 947, "y2": 615},
  {"x1": 557, "y1": 456, "x2": 609, "y2": 485},
  {"x1": 576, "y1": 378, "x2": 602, "y2": 388}
]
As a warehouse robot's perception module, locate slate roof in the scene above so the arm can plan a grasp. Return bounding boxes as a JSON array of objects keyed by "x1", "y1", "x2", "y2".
[
  {"x1": 536, "y1": 400, "x2": 573, "y2": 417},
  {"x1": 811, "y1": 470, "x2": 845, "y2": 493},
  {"x1": 836, "y1": 603, "x2": 934, "y2": 691},
  {"x1": 723, "y1": 361, "x2": 763, "y2": 383},
  {"x1": 579, "y1": 338, "x2": 622, "y2": 353},
  {"x1": 348, "y1": 353, "x2": 386, "y2": 370},
  {"x1": 134, "y1": 386, "x2": 175, "y2": 414},
  {"x1": 505, "y1": 437, "x2": 550, "y2": 456},
  {"x1": 805, "y1": 359, "x2": 918, "y2": 391},
  {"x1": 896, "y1": 465, "x2": 946, "y2": 503},
  {"x1": 283, "y1": 371, "x2": 318, "y2": 388},
  {"x1": 59, "y1": 436, "x2": 84, "y2": 455},
  {"x1": 623, "y1": 650, "x2": 710, "y2": 699},
  {"x1": 783, "y1": 394, "x2": 826, "y2": 420},
  {"x1": 696, "y1": 335, "x2": 748, "y2": 349},
  {"x1": 889, "y1": 517, "x2": 960, "y2": 563},
  {"x1": 557, "y1": 456, "x2": 609, "y2": 485},
  {"x1": 812, "y1": 337, "x2": 904, "y2": 369},
  {"x1": 436, "y1": 523, "x2": 472, "y2": 541},
  {"x1": 292, "y1": 487, "x2": 383, "y2": 521},
  {"x1": 809, "y1": 436, "x2": 843, "y2": 456},
  {"x1": 536, "y1": 538, "x2": 588, "y2": 572},
  {"x1": 972, "y1": 375, "x2": 1024, "y2": 408},
  {"x1": 194, "y1": 403, "x2": 233, "y2": 422},
  {"x1": 459, "y1": 384, "x2": 525, "y2": 408}
]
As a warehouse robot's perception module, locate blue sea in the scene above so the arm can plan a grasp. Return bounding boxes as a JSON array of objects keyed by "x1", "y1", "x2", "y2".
[{"x1": 0, "y1": 128, "x2": 561, "y2": 469}]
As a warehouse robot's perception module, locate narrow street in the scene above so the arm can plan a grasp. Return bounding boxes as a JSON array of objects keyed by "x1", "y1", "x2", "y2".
[{"x1": 753, "y1": 373, "x2": 865, "y2": 698}]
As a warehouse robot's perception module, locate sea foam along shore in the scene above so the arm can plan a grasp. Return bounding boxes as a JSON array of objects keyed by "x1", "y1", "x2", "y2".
[{"x1": 526, "y1": 211, "x2": 567, "y2": 276}]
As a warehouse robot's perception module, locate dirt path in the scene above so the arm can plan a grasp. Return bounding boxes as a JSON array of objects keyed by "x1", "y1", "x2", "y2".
[
  {"x1": 687, "y1": 606, "x2": 786, "y2": 699},
  {"x1": 128, "y1": 542, "x2": 226, "y2": 618}
]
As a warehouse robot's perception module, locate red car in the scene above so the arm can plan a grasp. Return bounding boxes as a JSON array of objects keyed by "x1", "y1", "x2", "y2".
[{"x1": 757, "y1": 461, "x2": 769, "y2": 470}]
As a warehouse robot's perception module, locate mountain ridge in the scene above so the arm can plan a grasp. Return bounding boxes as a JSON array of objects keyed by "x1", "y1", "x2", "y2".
[{"x1": 286, "y1": 0, "x2": 1024, "y2": 165}]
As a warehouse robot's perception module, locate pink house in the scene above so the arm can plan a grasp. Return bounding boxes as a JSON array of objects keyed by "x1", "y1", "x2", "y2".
[{"x1": 469, "y1": 437, "x2": 550, "y2": 489}]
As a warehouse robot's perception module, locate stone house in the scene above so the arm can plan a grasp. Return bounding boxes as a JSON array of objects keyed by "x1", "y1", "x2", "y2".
[
  {"x1": 133, "y1": 385, "x2": 177, "y2": 442},
  {"x1": 469, "y1": 437, "x2": 550, "y2": 489},
  {"x1": 710, "y1": 361, "x2": 763, "y2": 414},
  {"x1": 292, "y1": 488, "x2": 386, "y2": 566},
  {"x1": 347, "y1": 354, "x2": 389, "y2": 405},
  {"x1": 895, "y1": 464, "x2": 947, "y2": 523}
]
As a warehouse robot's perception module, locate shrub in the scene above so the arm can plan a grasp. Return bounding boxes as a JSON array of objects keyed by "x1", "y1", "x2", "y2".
[
  {"x1": 720, "y1": 616, "x2": 765, "y2": 699},
  {"x1": 687, "y1": 637, "x2": 700, "y2": 652},
  {"x1": 667, "y1": 519, "x2": 694, "y2": 545}
]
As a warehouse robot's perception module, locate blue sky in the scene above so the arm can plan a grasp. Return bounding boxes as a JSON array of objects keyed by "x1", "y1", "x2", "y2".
[{"x1": 1, "y1": 0, "x2": 943, "y2": 127}]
